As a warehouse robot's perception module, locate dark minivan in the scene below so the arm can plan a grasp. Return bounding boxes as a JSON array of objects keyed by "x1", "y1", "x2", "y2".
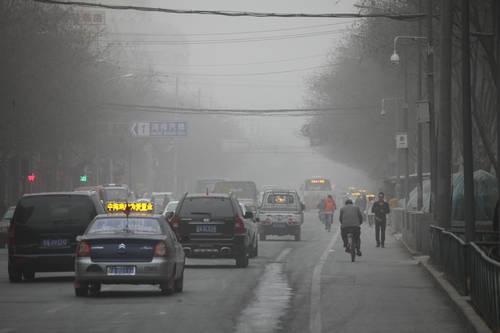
[{"x1": 8, "y1": 192, "x2": 105, "y2": 282}]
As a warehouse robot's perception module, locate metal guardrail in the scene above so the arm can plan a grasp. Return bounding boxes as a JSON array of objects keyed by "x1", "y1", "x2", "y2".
[{"x1": 468, "y1": 242, "x2": 500, "y2": 332}]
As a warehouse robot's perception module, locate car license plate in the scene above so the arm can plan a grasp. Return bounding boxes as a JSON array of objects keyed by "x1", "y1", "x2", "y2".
[
  {"x1": 196, "y1": 225, "x2": 217, "y2": 233},
  {"x1": 107, "y1": 266, "x2": 136, "y2": 276},
  {"x1": 41, "y1": 239, "x2": 68, "y2": 248}
]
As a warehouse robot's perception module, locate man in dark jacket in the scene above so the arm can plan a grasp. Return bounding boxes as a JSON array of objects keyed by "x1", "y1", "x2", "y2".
[
  {"x1": 372, "y1": 192, "x2": 390, "y2": 248},
  {"x1": 340, "y1": 199, "x2": 363, "y2": 256}
]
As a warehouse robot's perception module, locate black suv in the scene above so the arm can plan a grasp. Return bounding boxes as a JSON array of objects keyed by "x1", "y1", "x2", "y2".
[
  {"x1": 170, "y1": 193, "x2": 257, "y2": 268},
  {"x1": 8, "y1": 192, "x2": 105, "y2": 282}
]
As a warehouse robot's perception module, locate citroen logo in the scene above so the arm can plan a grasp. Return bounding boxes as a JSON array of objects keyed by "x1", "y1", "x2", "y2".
[{"x1": 118, "y1": 243, "x2": 126, "y2": 250}]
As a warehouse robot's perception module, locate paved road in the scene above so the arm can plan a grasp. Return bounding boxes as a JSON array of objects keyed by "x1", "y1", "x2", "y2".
[{"x1": 0, "y1": 212, "x2": 467, "y2": 333}]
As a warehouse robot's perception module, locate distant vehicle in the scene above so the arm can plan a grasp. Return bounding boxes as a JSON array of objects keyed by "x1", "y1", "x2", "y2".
[
  {"x1": 257, "y1": 190, "x2": 305, "y2": 241},
  {"x1": 74, "y1": 213, "x2": 185, "y2": 296},
  {"x1": 101, "y1": 185, "x2": 132, "y2": 204},
  {"x1": 74, "y1": 185, "x2": 105, "y2": 202},
  {"x1": 213, "y1": 181, "x2": 258, "y2": 215},
  {"x1": 8, "y1": 192, "x2": 105, "y2": 282},
  {"x1": 150, "y1": 192, "x2": 174, "y2": 214},
  {"x1": 0, "y1": 206, "x2": 15, "y2": 248},
  {"x1": 300, "y1": 178, "x2": 333, "y2": 209},
  {"x1": 171, "y1": 193, "x2": 256, "y2": 267},
  {"x1": 162, "y1": 200, "x2": 179, "y2": 219},
  {"x1": 195, "y1": 178, "x2": 227, "y2": 193}
]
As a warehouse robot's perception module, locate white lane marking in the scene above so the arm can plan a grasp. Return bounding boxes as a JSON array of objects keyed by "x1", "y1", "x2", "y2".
[
  {"x1": 235, "y1": 247, "x2": 293, "y2": 333},
  {"x1": 45, "y1": 304, "x2": 70, "y2": 314},
  {"x1": 276, "y1": 247, "x2": 292, "y2": 262},
  {"x1": 310, "y1": 228, "x2": 341, "y2": 333}
]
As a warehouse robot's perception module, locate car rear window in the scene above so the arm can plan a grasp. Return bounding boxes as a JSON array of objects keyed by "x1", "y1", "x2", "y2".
[
  {"x1": 179, "y1": 197, "x2": 234, "y2": 218},
  {"x1": 262, "y1": 193, "x2": 299, "y2": 210},
  {"x1": 13, "y1": 195, "x2": 96, "y2": 226},
  {"x1": 87, "y1": 218, "x2": 162, "y2": 235}
]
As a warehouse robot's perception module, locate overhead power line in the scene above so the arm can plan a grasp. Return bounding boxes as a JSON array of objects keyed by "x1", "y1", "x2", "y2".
[
  {"x1": 106, "y1": 22, "x2": 351, "y2": 38},
  {"x1": 103, "y1": 103, "x2": 374, "y2": 117},
  {"x1": 102, "y1": 28, "x2": 348, "y2": 46},
  {"x1": 34, "y1": 0, "x2": 426, "y2": 20}
]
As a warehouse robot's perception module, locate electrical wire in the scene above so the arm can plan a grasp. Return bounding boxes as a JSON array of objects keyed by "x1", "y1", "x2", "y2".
[
  {"x1": 101, "y1": 28, "x2": 348, "y2": 46},
  {"x1": 33, "y1": 0, "x2": 426, "y2": 20}
]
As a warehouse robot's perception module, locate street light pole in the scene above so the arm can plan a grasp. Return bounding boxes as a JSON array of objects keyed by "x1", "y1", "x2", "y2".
[
  {"x1": 417, "y1": 0, "x2": 424, "y2": 211},
  {"x1": 427, "y1": 0, "x2": 436, "y2": 217}
]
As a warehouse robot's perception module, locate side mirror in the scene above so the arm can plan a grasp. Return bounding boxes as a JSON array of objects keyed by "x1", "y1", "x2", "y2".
[
  {"x1": 76, "y1": 235, "x2": 83, "y2": 242},
  {"x1": 166, "y1": 211, "x2": 174, "y2": 219},
  {"x1": 244, "y1": 211, "x2": 254, "y2": 220}
]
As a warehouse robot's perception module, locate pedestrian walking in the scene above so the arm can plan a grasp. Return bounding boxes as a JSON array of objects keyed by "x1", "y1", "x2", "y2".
[
  {"x1": 372, "y1": 192, "x2": 390, "y2": 248},
  {"x1": 366, "y1": 195, "x2": 375, "y2": 227}
]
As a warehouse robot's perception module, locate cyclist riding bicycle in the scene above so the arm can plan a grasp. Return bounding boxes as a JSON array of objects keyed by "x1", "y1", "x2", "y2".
[{"x1": 339, "y1": 199, "x2": 363, "y2": 256}]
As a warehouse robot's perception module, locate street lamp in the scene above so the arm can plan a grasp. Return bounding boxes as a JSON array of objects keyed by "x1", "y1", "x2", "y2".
[{"x1": 391, "y1": 35, "x2": 430, "y2": 211}]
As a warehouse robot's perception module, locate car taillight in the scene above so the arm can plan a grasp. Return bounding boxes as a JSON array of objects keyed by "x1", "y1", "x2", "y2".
[
  {"x1": 171, "y1": 216, "x2": 179, "y2": 233},
  {"x1": 154, "y1": 240, "x2": 168, "y2": 257},
  {"x1": 77, "y1": 241, "x2": 90, "y2": 257},
  {"x1": 234, "y1": 217, "x2": 245, "y2": 233},
  {"x1": 287, "y1": 215, "x2": 297, "y2": 225},
  {"x1": 8, "y1": 224, "x2": 14, "y2": 245}
]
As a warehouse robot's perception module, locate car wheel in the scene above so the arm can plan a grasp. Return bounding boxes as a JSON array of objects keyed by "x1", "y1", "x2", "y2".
[
  {"x1": 235, "y1": 249, "x2": 249, "y2": 268},
  {"x1": 23, "y1": 270, "x2": 35, "y2": 281},
  {"x1": 160, "y1": 275, "x2": 175, "y2": 295},
  {"x1": 74, "y1": 281, "x2": 89, "y2": 297},
  {"x1": 174, "y1": 268, "x2": 184, "y2": 293},
  {"x1": 259, "y1": 233, "x2": 266, "y2": 241},
  {"x1": 89, "y1": 283, "x2": 101, "y2": 296},
  {"x1": 294, "y1": 230, "x2": 301, "y2": 241},
  {"x1": 8, "y1": 265, "x2": 22, "y2": 283}
]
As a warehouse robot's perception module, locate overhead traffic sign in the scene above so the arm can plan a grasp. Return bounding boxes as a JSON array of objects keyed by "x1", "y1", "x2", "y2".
[{"x1": 130, "y1": 121, "x2": 188, "y2": 137}]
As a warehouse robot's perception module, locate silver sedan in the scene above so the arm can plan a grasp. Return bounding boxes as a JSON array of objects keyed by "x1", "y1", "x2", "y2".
[{"x1": 74, "y1": 214, "x2": 185, "y2": 296}]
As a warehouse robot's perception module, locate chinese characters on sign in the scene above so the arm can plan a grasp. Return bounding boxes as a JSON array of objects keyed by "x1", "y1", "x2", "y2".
[
  {"x1": 79, "y1": 11, "x2": 105, "y2": 25},
  {"x1": 130, "y1": 121, "x2": 188, "y2": 137},
  {"x1": 107, "y1": 202, "x2": 154, "y2": 212}
]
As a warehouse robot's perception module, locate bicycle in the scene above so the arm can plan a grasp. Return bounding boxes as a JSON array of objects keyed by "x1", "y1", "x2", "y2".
[
  {"x1": 347, "y1": 232, "x2": 356, "y2": 262},
  {"x1": 322, "y1": 211, "x2": 333, "y2": 232}
]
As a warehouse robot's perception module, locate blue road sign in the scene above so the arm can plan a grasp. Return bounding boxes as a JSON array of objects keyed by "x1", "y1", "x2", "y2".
[{"x1": 130, "y1": 121, "x2": 188, "y2": 137}]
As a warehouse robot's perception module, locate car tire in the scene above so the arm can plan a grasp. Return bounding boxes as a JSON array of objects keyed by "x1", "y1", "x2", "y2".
[
  {"x1": 75, "y1": 281, "x2": 89, "y2": 297},
  {"x1": 8, "y1": 265, "x2": 22, "y2": 283},
  {"x1": 235, "y1": 249, "x2": 249, "y2": 268},
  {"x1": 259, "y1": 233, "x2": 266, "y2": 241},
  {"x1": 89, "y1": 283, "x2": 101, "y2": 296},
  {"x1": 174, "y1": 268, "x2": 184, "y2": 293},
  {"x1": 23, "y1": 270, "x2": 35, "y2": 281},
  {"x1": 160, "y1": 275, "x2": 175, "y2": 295},
  {"x1": 295, "y1": 230, "x2": 301, "y2": 241}
]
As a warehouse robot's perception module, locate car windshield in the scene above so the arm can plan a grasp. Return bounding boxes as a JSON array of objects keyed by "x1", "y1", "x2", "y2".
[
  {"x1": 179, "y1": 197, "x2": 234, "y2": 218},
  {"x1": 213, "y1": 181, "x2": 257, "y2": 199},
  {"x1": 87, "y1": 218, "x2": 162, "y2": 235},
  {"x1": 304, "y1": 179, "x2": 331, "y2": 191},
  {"x1": 12, "y1": 196, "x2": 95, "y2": 226},
  {"x1": 2, "y1": 206, "x2": 15, "y2": 220},
  {"x1": 104, "y1": 188, "x2": 128, "y2": 202}
]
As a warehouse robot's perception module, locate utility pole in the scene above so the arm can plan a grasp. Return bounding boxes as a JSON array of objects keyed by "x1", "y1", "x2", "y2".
[
  {"x1": 462, "y1": 0, "x2": 474, "y2": 242},
  {"x1": 417, "y1": 0, "x2": 424, "y2": 210},
  {"x1": 427, "y1": 0, "x2": 436, "y2": 217},
  {"x1": 437, "y1": 0, "x2": 453, "y2": 229},
  {"x1": 403, "y1": 48, "x2": 410, "y2": 209}
]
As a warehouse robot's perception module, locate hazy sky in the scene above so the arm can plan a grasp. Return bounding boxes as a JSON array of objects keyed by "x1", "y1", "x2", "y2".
[{"x1": 99, "y1": 0, "x2": 372, "y2": 188}]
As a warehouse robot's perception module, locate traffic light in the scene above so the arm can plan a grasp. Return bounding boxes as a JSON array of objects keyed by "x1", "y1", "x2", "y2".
[
  {"x1": 80, "y1": 175, "x2": 87, "y2": 182},
  {"x1": 27, "y1": 173, "x2": 36, "y2": 182}
]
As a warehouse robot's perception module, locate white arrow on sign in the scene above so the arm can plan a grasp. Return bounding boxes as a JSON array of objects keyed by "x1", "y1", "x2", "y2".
[{"x1": 130, "y1": 122, "x2": 150, "y2": 137}]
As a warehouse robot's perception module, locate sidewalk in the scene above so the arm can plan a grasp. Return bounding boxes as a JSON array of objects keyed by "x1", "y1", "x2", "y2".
[{"x1": 319, "y1": 224, "x2": 470, "y2": 333}]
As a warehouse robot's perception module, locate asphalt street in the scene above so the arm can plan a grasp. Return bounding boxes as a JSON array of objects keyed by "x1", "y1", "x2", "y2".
[{"x1": 0, "y1": 212, "x2": 467, "y2": 333}]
